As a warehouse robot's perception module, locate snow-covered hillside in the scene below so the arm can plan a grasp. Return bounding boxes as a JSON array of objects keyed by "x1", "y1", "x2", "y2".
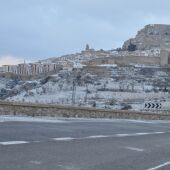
[{"x1": 1, "y1": 66, "x2": 170, "y2": 112}]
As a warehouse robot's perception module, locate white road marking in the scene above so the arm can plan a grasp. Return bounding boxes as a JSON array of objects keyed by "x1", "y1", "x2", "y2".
[
  {"x1": 87, "y1": 135, "x2": 107, "y2": 139},
  {"x1": 135, "y1": 133, "x2": 150, "y2": 135},
  {"x1": 125, "y1": 147, "x2": 144, "y2": 152},
  {"x1": 0, "y1": 141, "x2": 29, "y2": 145},
  {"x1": 154, "y1": 132, "x2": 165, "y2": 134},
  {"x1": 53, "y1": 137, "x2": 74, "y2": 141},
  {"x1": 146, "y1": 161, "x2": 170, "y2": 170},
  {"x1": 114, "y1": 132, "x2": 165, "y2": 137},
  {"x1": 115, "y1": 134, "x2": 130, "y2": 137},
  {"x1": 0, "y1": 131, "x2": 168, "y2": 146},
  {"x1": 52, "y1": 131, "x2": 169, "y2": 142}
]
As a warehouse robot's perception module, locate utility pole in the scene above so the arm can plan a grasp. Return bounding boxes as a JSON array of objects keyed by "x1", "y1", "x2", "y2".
[
  {"x1": 72, "y1": 79, "x2": 76, "y2": 105},
  {"x1": 84, "y1": 84, "x2": 88, "y2": 103}
]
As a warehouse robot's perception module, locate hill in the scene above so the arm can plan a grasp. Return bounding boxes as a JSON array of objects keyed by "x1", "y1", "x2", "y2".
[{"x1": 123, "y1": 24, "x2": 170, "y2": 50}]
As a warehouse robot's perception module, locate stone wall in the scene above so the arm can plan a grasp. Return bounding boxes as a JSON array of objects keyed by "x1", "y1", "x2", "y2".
[
  {"x1": 84, "y1": 56, "x2": 160, "y2": 66},
  {"x1": 114, "y1": 56, "x2": 160, "y2": 66},
  {"x1": 83, "y1": 66, "x2": 113, "y2": 77},
  {"x1": 0, "y1": 101, "x2": 170, "y2": 120}
]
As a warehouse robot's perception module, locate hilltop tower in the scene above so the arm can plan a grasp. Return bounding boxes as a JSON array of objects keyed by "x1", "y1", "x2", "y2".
[{"x1": 85, "y1": 44, "x2": 90, "y2": 51}]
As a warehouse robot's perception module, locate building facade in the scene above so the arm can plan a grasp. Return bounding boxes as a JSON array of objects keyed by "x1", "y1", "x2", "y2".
[{"x1": 0, "y1": 63, "x2": 62, "y2": 76}]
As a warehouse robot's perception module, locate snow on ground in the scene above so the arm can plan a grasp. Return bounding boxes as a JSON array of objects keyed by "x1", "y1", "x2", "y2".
[
  {"x1": 111, "y1": 49, "x2": 160, "y2": 57},
  {"x1": 7, "y1": 83, "x2": 170, "y2": 111},
  {"x1": 98, "y1": 64, "x2": 117, "y2": 67},
  {"x1": 0, "y1": 78, "x2": 7, "y2": 89},
  {"x1": 2, "y1": 65, "x2": 170, "y2": 112},
  {"x1": 133, "y1": 64, "x2": 160, "y2": 68}
]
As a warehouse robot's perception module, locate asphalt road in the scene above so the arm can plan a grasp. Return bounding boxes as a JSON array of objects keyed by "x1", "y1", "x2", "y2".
[{"x1": 0, "y1": 116, "x2": 170, "y2": 170}]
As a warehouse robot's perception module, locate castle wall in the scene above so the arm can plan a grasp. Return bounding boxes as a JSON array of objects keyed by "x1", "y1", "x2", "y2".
[
  {"x1": 83, "y1": 56, "x2": 160, "y2": 66},
  {"x1": 160, "y1": 50, "x2": 170, "y2": 67},
  {"x1": 83, "y1": 66, "x2": 113, "y2": 77},
  {"x1": 114, "y1": 56, "x2": 160, "y2": 66},
  {"x1": 83, "y1": 58, "x2": 115, "y2": 66}
]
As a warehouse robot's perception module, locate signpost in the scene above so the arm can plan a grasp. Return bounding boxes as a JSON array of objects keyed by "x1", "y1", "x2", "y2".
[{"x1": 144, "y1": 102, "x2": 162, "y2": 109}]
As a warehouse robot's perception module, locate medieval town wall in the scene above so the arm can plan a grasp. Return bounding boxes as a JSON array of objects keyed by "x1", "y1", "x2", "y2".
[
  {"x1": 83, "y1": 55, "x2": 160, "y2": 66},
  {"x1": 114, "y1": 56, "x2": 160, "y2": 66}
]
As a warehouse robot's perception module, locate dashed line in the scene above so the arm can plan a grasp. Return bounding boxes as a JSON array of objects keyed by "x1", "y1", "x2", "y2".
[
  {"x1": 125, "y1": 146, "x2": 144, "y2": 152},
  {"x1": 53, "y1": 137, "x2": 74, "y2": 141},
  {"x1": 146, "y1": 161, "x2": 170, "y2": 170},
  {"x1": 115, "y1": 134, "x2": 130, "y2": 137},
  {"x1": 135, "y1": 133, "x2": 150, "y2": 135},
  {"x1": 51, "y1": 131, "x2": 170, "y2": 141},
  {"x1": 0, "y1": 131, "x2": 169, "y2": 145},
  {"x1": 153, "y1": 132, "x2": 165, "y2": 134},
  {"x1": 0, "y1": 141, "x2": 29, "y2": 145},
  {"x1": 86, "y1": 135, "x2": 108, "y2": 139}
]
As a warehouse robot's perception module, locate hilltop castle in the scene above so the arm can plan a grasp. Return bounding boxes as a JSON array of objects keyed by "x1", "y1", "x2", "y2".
[
  {"x1": 1, "y1": 24, "x2": 170, "y2": 77},
  {"x1": 0, "y1": 44, "x2": 170, "y2": 77}
]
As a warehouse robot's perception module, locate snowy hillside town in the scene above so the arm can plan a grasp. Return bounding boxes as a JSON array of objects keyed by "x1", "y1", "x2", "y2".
[
  {"x1": 3, "y1": 1, "x2": 170, "y2": 170},
  {"x1": 0, "y1": 24, "x2": 170, "y2": 112}
]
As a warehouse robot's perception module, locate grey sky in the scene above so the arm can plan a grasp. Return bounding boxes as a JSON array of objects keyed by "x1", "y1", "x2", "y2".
[{"x1": 0, "y1": 0, "x2": 170, "y2": 64}]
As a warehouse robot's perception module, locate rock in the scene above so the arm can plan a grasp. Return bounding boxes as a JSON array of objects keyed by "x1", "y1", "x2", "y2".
[{"x1": 122, "y1": 24, "x2": 170, "y2": 50}]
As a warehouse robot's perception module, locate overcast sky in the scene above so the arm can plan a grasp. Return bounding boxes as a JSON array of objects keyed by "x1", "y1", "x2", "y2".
[{"x1": 0, "y1": 0, "x2": 170, "y2": 66}]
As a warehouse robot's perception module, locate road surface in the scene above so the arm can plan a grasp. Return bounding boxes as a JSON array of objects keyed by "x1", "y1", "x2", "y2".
[{"x1": 0, "y1": 116, "x2": 170, "y2": 170}]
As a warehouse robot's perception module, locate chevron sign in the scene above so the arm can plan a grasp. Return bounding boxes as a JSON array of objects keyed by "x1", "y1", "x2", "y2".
[{"x1": 144, "y1": 103, "x2": 162, "y2": 109}]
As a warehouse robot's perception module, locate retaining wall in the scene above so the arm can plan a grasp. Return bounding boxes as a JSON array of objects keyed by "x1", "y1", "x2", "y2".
[{"x1": 0, "y1": 101, "x2": 170, "y2": 120}]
